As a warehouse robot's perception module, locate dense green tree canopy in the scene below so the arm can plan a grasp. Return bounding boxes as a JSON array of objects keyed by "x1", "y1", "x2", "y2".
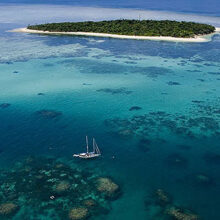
[{"x1": 28, "y1": 20, "x2": 215, "y2": 38}]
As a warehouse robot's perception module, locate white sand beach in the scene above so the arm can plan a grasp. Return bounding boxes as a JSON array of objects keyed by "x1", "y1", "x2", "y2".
[{"x1": 10, "y1": 27, "x2": 220, "y2": 43}]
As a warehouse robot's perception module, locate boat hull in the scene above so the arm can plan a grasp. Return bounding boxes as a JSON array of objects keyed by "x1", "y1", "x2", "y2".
[{"x1": 73, "y1": 153, "x2": 101, "y2": 159}]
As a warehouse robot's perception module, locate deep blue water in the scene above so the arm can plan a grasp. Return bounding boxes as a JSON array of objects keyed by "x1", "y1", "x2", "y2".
[
  {"x1": 3, "y1": 0, "x2": 220, "y2": 16},
  {"x1": 0, "y1": 2, "x2": 220, "y2": 220}
]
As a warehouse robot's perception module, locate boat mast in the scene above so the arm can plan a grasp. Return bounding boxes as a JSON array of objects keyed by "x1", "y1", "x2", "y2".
[
  {"x1": 94, "y1": 139, "x2": 101, "y2": 155},
  {"x1": 93, "y1": 138, "x2": 95, "y2": 153},
  {"x1": 86, "y1": 136, "x2": 89, "y2": 153}
]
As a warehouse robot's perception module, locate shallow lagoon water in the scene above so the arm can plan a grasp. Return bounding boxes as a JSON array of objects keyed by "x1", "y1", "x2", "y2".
[{"x1": 0, "y1": 4, "x2": 220, "y2": 220}]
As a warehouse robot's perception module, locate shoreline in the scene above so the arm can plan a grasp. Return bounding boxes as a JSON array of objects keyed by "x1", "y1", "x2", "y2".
[{"x1": 10, "y1": 27, "x2": 220, "y2": 43}]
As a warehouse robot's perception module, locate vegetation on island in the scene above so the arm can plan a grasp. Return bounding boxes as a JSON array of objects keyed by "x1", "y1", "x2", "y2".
[{"x1": 27, "y1": 19, "x2": 215, "y2": 38}]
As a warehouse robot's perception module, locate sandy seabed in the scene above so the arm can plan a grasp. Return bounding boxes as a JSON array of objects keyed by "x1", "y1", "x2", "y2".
[{"x1": 10, "y1": 27, "x2": 220, "y2": 43}]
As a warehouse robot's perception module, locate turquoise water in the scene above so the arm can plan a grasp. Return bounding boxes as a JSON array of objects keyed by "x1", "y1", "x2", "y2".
[{"x1": 0, "y1": 4, "x2": 220, "y2": 220}]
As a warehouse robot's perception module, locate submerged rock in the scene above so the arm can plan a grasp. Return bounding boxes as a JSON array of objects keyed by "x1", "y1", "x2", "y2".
[
  {"x1": 165, "y1": 206, "x2": 199, "y2": 220},
  {"x1": 0, "y1": 103, "x2": 11, "y2": 109},
  {"x1": 35, "y1": 109, "x2": 62, "y2": 119},
  {"x1": 68, "y1": 207, "x2": 89, "y2": 220}
]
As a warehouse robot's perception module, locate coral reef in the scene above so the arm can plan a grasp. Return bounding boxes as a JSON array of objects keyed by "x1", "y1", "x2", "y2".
[
  {"x1": 0, "y1": 203, "x2": 18, "y2": 216},
  {"x1": 145, "y1": 189, "x2": 199, "y2": 220},
  {"x1": 0, "y1": 157, "x2": 121, "y2": 219},
  {"x1": 118, "y1": 129, "x2": 133, "y2": 137},
  {"x1": 54, "y1": 181, "x2": 70, "y2": 193},
  {"x1": 155, "y1": 189, "x2": 171, "y2": 206},
  {"x1": 96, "y1": 177, "x2": 120, "y2": 199},
  {"x1": 165, "y1": 206, "x2": 199, "y2": 220},
  {"x1": 104, "y1": 105, "x2": 220, "y2": 139},
  {"x1": 69, "y1": 207, "x2": 89, "y2": 220}
]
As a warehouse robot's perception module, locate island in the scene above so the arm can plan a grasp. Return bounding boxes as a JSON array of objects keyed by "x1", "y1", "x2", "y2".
[{"x1": 11, "y1": 20, "x2": 218, "y2": 43}]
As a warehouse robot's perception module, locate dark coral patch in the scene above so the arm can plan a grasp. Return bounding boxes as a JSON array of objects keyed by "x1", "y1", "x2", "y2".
[
  {"x1": 208, "y1": 72, "x2": 219, "y2": 75},
  {"x1": 124, "y1": 61, "x2": 137, "y2": 64},
  {"x1": 97, "y1": 88, "x2": 133, "y2": 95},
  {"x1": 203, "y1": 152, "x2": 220, "y2": 165},
  {"x1": 167, "y1": 81, "x2": 181, "y2": 86},
  {"x1": 0, "y1": 103, "x2": 11, "y2": 109},
  {"x1": 192, "y1": 100, "x2": 204, "y2": 104},
  {"x1": 187, "y1": 70, "x2": 201, "y2": 73},
  {"x1": 194, "y1": 173, "x2": 214, "y2": 186},
  {"x1": 35, "y1": 109, "x2": 62, "y2": 119},
  {"x1": 165, "y1": 153, "x2": 188, "y2": 168},
  {"x1": 142, "y1": 66, "x2": 173, "y2": 78},
  {"x1": 177, "y1": 145, "x2": 191, "y2": 151},
  {"x1": 197, "y1": 78, "x2": 205, "y2": 82},
  {"x1": 154, "y1": 189, "x2": 172, "y2": 207},
  {"x1": 137, "y1": 138, "x2": 151, "y2": 152},
  {"x1": 129, "y1": 106, "x2": 142, "y2": 111},
  {"x1": 104, "y1": 99, "x2": 220, "y2": 140},
  {"x1": 187, "y1": 117, "x2": 219, "y2": 130}
]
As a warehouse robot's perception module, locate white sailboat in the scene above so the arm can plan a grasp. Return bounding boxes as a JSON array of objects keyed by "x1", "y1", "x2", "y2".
[{"x1": 73, "y1": 136, "x2": 101, "y2": 159}]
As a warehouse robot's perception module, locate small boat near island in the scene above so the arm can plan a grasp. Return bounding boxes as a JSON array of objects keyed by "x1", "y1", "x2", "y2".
[{"x1": 73, "y1": 136, "x2": 101, "y2": 159}]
